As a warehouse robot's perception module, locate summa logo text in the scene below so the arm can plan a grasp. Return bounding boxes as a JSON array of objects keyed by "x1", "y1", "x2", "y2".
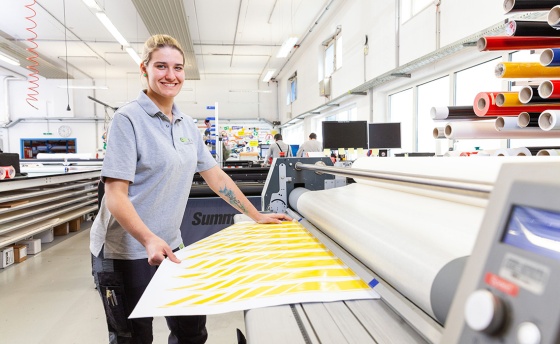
[{"x1": 191, "y1": 212, "x2": 235, "y2": 226}]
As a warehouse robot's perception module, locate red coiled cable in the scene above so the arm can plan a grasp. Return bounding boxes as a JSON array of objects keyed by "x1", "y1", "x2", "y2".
[{"x1": 25, "y1": 0, "x2": 39, "y2": 110}]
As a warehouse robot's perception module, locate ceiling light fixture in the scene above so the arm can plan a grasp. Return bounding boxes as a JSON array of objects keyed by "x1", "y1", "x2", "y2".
[
  {"x1": 125, "y1": 47, "x2": 142, "y2": 65},
  {"x1": 0, "y1": 51, "x2": 20, "y2": 66},
  {"x1": 276, "y1": 36, "x2": 299, "y2": 58},
  {"x1": 229, "y1": 89, "x2": 272, "y2": 93},
  {"x1": 96, "y1": 12, "x2": 129, "y2": 46},
  {"x1": 82, "y1": 0, "x2": 102, "y2": 11},
  {"x1": 84, "y1": 0, "x2": 140, "y2": 67},
  {"x1": 262, "y1": 69, "x2": 275, "y2": 82}
]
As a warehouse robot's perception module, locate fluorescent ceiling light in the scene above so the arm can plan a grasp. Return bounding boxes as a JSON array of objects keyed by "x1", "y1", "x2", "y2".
[
  {"x1": 262, "y1": 69, "x2": 275, "y2": 82},
  {"x1": 276, "y1": 36, "x2": 299, "y2": 58},
  {"x1": 82, "y1": 0, "x2": 103, "y2": 11},
  {"x1": 58, "y1": 85, "x2": 109, "y2": 90},
  {"x1": 96, "y1": 12, "x2": 129, "y2": 46},
  {"x1": 0, "y1": 52, "x2": 20, "y2": 66},
  {"x1": 125, "y1": 47, "x2": 142, "y2": 65},
  {"x1": 229, "y1": 89, "x2": 272, "y2": 93}
]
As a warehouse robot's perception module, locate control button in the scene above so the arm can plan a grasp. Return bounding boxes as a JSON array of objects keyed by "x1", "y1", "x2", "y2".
[
  {"x1": 464, "y1": 289, "x2": 506, "y2": 334},
  {"x1": 517, "y1": 322, "x2": 541, "y2": 344}
]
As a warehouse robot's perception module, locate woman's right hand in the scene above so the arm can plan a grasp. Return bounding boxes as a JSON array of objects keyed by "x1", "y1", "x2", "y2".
[{"x1": 144, "y1": 235, "x2": 181, "y2": 265}]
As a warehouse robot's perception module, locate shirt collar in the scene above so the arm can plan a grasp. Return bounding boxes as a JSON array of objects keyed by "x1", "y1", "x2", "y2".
[{"x1": 136, "y1": 90, "x2": 184, "y2": 122}]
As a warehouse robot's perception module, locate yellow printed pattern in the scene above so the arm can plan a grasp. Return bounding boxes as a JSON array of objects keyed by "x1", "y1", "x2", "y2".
[{"x1": 156, "y1": 221, "x2": 373, "y2": 310}]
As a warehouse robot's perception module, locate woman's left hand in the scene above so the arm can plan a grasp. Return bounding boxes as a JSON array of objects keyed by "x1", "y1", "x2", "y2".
[{"x1": 255, "y1": 213, "x2": 293, "y2": 224}]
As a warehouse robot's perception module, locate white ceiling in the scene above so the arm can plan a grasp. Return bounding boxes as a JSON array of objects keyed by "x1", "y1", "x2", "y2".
[{"x1": 0, "y1": 0, "x2": 333, "y2": 83}]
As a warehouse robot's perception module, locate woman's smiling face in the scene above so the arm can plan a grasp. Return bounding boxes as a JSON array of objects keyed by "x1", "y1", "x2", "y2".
[{"x1": 142, "y1": 46, "x2": 185, "y2": 100}]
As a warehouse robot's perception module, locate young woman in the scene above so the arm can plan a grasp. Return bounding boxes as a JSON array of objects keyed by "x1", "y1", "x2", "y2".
[{"x1": 90, "y1": 34, "x2": 290, "y2": 344}]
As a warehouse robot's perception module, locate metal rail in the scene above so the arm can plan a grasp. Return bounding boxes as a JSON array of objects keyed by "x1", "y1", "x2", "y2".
[{"x1": 294, "y1": 162, "x2": 493, "y2": 193}]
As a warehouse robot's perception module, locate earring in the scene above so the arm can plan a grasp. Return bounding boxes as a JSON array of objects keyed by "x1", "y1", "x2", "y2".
[{"x1": 143, "y1": 73, "x2": 147, "y2": 77}]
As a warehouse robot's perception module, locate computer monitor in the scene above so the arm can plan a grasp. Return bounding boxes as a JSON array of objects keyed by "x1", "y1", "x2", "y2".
[
  {"x1": 322, "y1": 121, "x2": 368, "y2": 150},
  {"x1": 259, "y1": 144, "x2": 270, "y2": 158},
  {"x1": 368, "y1": 122, "x2": 401, "y2": 149}
]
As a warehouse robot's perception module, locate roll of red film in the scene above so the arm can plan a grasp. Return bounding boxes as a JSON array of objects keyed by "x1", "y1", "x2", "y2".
[
  {"x1": 0, "y1": 166, "x2": 16, "y2": 179},
  {"x1": 474, "y1": 91, "x2": 560, "y2": 116},
  {"x1": 478, "y1": 36, "x2": 560, "y2": 51},
  {"x1": 538, "y1": 80, "x2": 560, "y2": 99}
]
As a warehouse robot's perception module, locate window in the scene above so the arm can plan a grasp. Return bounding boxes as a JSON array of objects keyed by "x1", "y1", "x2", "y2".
[
  {"x1": 286, "y1": 72, "x2": 297, "y2": 105},
  {"x1": 417, "y1": 76, "x2": 449, "y2": 152},
  {"x1": 389, "y1": 88, "x2": 414, "y2": 152},
  {"x1": 322, "y1": 27, "x2": 342, "y2": 78},
  {"x1": 401, "y1": 0, "x2": 433, "y2": 22},
  {"x1": 454, "y1": 58, "x2": 503, "y2": 151},
  {"x1": 282, "y1": 123, "x2": 304, "y2": 147},
  {"x1": 455, "y1": 58, "x2": 502, "y2": 106}
]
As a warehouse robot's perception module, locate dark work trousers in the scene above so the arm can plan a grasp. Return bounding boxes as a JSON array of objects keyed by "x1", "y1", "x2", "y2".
[{"x1": 92, "y1": 248, "x2": 207, "y2": 344}]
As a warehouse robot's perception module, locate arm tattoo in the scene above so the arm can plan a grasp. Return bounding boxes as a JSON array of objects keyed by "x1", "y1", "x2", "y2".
[{"x1": 219, "y1": 185, "x2": 248, "y2": 214}]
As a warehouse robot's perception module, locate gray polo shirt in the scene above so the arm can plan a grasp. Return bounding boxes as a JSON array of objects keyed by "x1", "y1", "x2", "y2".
[
  {"x1": 90, "y1": 90, "x2": 217, "y2": 260},
  {"x1": 296, "y1": 139, "x2": 323, "y2": 157},
  {"x1": 266, "y1": 140, "x2": 291, "y2": 161}
]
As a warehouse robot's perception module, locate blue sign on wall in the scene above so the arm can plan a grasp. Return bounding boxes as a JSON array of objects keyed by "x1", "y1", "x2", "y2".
[{"x1": 206, "y1": 105, "x2": 215, "y2": 110}]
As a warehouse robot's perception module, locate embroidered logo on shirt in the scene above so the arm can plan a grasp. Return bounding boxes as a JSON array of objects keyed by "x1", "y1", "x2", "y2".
[{"x1": 180, "y1": 137, "x2": 193, "y2": 143}]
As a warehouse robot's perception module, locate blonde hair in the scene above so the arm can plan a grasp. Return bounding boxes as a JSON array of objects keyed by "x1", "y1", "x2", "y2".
[{"x1": 141, "y1": 34, "x2": 185, "y2": 67}]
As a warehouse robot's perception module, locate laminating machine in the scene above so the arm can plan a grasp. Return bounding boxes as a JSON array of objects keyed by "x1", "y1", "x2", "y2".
[{"x1": 245, "y1": 156, "x2": 560, "y2": 344}]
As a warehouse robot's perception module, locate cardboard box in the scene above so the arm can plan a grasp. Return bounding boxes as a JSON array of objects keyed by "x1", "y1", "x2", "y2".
[
  {"x1": 17, "y1": 239, "x2": 41, "y2": 255},
  {"x1": 1, "y1": 246, "x2": 14, "y2": 268},
  {"x1": 54, "y1": 222, "x2": 69, "y2": 236},
  {"x1": 69, "y1": 218, "x2": 81, "y2": 232},
  {"x1": 35, "y1": 228, "x2": 54, "y2": 243},
  {"x1": 11, "y1": 244, "x2": 27, "y2": 263}
]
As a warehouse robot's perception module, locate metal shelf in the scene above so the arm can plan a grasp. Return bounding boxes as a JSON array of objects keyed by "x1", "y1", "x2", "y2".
[{"x1": 0, "y1": 171, "x2": 100, "y2": 250}]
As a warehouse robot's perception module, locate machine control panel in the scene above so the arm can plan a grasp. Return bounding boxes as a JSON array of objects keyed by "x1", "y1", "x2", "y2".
[{"x1": 458, "y1": 181, "x2": 560, "y2": 343}]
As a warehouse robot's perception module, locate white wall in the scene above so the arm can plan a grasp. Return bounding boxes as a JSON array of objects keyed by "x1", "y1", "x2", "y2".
[{"x1": 440, "y1": 1, "x2": 506, "y2": 46}]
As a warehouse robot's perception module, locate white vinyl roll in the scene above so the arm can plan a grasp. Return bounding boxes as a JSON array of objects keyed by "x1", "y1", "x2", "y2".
[
  {"x1": 350, "y1": 156, "x2": 547, "y2": 185},
  {"x1": 433, "y1": 127, "x2": 446, "y2": 139},
  {"x1": 296, "y1": 183, "x2": 483, "y2": 318},
  {"x1": 36, "y1": 153, "x2": 95, "y2": 159},
  {"x1": 20, "y1": 166, "x2": 69, "y2": 174},
  {"x1": 511, "y1": 147, "x2": 532, "y2": 156},
  {"x1": 538, "y1": 110, "x2": 560, "y2": 131},
  {"x1": 495, "y1": 117, "x2": 519, "y2": 131},
  {"x1": 297, "y1": 157, "x2": 560, "y2": 318},
  {"x1": 536, "y1": 149, "x2": 560, "y2": 156},
  {"x1": 445, "y1": 120, "x2": 560, "y2": 138}
]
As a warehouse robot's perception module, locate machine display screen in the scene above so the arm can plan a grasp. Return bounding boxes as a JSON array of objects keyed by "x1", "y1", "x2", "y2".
[{"x1": 502, "y1": 205, "x2": 560, "y2": 261}]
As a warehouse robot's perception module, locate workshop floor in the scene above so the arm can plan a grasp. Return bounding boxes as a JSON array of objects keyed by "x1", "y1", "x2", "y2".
[{"x1": 0, "y1": 225, "x2": 244, "y2": 344}]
